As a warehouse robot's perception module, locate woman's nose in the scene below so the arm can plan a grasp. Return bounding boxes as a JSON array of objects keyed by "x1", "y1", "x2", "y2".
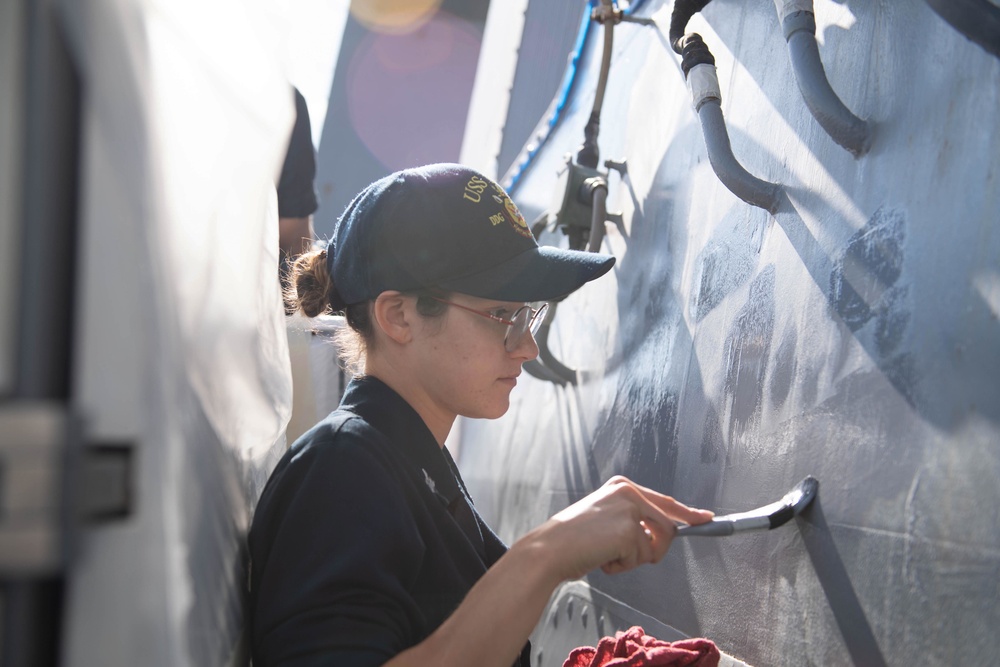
[{"x1": 513, "y1": 328, "x2": 540, "y2": 362}]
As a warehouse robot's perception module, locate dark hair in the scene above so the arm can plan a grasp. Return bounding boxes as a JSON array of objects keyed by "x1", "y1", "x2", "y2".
[{"x1": 285, "y1": 248, "x2": 448, "y2": 374}]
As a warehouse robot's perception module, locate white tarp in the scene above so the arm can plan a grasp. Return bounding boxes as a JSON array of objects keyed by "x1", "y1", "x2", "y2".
[{"x1": 58, "y1": 0, "x2": 294, "y2": 664}]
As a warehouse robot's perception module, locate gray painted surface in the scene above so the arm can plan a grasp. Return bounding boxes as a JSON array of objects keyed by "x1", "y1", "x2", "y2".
[{"x1": 457, "y1": 0, "x2": 1000, "y2": 664}]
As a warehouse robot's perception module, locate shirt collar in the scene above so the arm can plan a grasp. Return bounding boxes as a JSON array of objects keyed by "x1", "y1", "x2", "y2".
[{"x1": 339, "y1": 375, "x2": 461, "y2": 505}]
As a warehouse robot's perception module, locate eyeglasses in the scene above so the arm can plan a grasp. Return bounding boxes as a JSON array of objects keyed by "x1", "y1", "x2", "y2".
[{"x1": 429, "y1": 296, "x2": 549, "y2": 352}]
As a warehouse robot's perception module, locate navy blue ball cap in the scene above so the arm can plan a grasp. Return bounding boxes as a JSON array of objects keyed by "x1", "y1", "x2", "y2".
[{"x1": 326, "y1": 163, "x2": 614, "y2": 308}]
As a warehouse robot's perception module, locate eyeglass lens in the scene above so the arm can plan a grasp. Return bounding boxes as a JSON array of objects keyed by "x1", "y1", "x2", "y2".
[{"x1": 504, "y1": 303, "x2": 548, "y2": 352}]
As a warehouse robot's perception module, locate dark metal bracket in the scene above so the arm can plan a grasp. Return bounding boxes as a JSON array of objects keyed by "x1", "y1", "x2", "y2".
[{"x1": 0, "y1": 403, "x2": 133, "y2": 576}]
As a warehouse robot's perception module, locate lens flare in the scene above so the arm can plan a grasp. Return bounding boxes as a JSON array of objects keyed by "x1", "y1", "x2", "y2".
[
  {"x1": 345, "y1": 10, "x2": 482, "y2": 170},
  {"x1": 349, "y1": 0, "x2": 442, "y2": 35}
]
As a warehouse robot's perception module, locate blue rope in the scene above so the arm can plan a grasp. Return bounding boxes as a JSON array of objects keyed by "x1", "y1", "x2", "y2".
[{"x1": 504, "y1": 0, "x2": 648, "y2": 192}]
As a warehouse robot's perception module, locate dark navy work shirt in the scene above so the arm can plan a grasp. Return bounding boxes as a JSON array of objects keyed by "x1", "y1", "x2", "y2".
[{"x1": 248, "y1": 376, "x2": 531, "y2": 666}]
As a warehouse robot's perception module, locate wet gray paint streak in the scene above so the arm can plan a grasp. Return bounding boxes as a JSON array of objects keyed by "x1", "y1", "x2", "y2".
[
  {"x1": 722, "y1": 266, "x2": 775, "y2": 463},
  {"x1": 458, "y1": 0, "x2": 1000, "y2": 664},
  {"x1": 690, "y1": 210, "x2": 761, "y2": 323},
  {"x1": 829, "y1": 207, "x2": 906, "y2": 334},
  {"x1": 769, "y1": 329, "x2": 796, "y2": 410}
]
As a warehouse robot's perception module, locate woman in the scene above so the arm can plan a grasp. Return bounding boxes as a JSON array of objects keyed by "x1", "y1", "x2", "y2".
[{"x1": 248, "y1": 163, "x2": 713, "y2": 667}]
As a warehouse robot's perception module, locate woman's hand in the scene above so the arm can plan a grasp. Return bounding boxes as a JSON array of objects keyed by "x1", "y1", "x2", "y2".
[
  {"x1": 385, "y1": 477, "x2": 713, "y2": 667},
  {"x1": 521, "y1": 476, "x2": 714, "y2": 581}
]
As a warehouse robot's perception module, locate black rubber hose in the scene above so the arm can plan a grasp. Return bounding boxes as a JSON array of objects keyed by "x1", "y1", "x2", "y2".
[
  {"x1": 669, "y1": 0, "x2": 714, "y2": 53},
  {"x1": 577, "y1": 111, "x2": 602, "y2": 170},
  {"x1": 585, "y1": 179, "x2": 609, "y2": 253},
  {"x1": 578, "y1": 1, "x2": 616, "y2": 169},
  {"x1": 523, "y1": 359, "x2": 571, "y2": 386},
  {"x1": 677, "y1": 33, "x2": 716, "y2": 78},
  {"x1": 536, "y1": 326, "x2": 578, "y2": 385},
  {"x1": 535, "y1": 304, "x2": 578, "y2": 385}
]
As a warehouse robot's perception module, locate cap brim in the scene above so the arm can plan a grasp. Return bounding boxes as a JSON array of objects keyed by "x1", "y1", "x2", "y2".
[{"x1": 435, "y1": 246, "x2": 615, "y2": 303}]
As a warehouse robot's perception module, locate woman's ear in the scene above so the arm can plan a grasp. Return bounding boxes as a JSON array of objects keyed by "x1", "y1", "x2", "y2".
[{"x1": 372, "y1": 291, "x2": 413, "y2": 345}]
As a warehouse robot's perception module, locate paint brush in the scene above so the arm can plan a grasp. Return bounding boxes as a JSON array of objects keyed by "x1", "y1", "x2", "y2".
[{"x1": 676, "y1": 476, "x2": 819, "y2": 537}]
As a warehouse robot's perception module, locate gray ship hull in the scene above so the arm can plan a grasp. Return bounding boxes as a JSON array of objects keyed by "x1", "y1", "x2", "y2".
[{"x1": 456, "y1": 1, "x2": 1000, "y2": 664}]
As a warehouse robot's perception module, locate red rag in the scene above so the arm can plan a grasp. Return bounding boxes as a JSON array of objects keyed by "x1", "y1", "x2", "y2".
[{"x1": 562, "y1": 626, "x2": 720, "y2": 667}]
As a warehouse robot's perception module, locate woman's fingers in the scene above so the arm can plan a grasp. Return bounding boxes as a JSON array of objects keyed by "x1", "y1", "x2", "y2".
[
  {"x1": 648, "y1": 493, "x2": 714, "y2": 525},
  {"x1": 639, "y1": 519, "x2": 654, "y2": 543},
  {"x1": 544, "y1": 475, "x2": 713, "y2": 579},
  {"x1": 597, "y1": 477, "x2": 711, "y2": 571},
  {"x1": 637, "y1": 519, "x2": 656, "y2": 563},
  {"x1": 604, "y1": 477, "x2": 714, "y2": 530},
  {"x1": 601, "y1": 519, "x2": 658, "y2": 575}
]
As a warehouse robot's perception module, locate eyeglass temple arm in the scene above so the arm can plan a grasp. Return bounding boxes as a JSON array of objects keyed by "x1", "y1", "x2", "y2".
[{"x1": 429, "y1": 296, "x2": 515, "y2": 326}]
